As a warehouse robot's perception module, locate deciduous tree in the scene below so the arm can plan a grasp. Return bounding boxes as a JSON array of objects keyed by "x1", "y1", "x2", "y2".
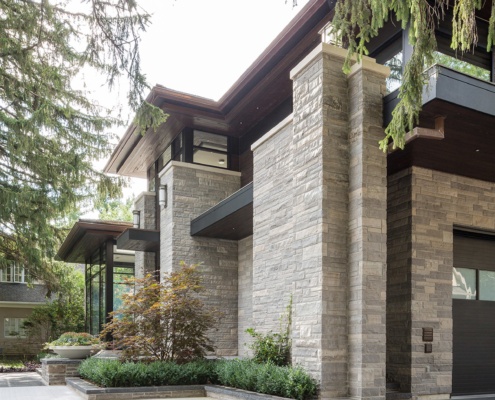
[{"x1": 101, "y1": 263, "x2": 217, "y2": 363}]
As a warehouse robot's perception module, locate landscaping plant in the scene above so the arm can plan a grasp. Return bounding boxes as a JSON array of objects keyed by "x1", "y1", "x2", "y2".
[
  {"x1": 78, "y1": 358, "x2": 317, "y2": 400},
  {"x1": 246, "y1": 296, "x2": 292, "y2": 366},
  {"x1": 101, "y1": 262, "x2": 216, "y2": 362},
  {"x1": 47, "y1": 332, "x2": 100, "y2": 347}
]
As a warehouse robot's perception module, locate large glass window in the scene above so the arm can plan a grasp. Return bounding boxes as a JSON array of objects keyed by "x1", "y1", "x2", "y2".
[
  {"x1": 4, "y1": 318, "x2": 26, "y2": 338},
  {"x1": 113, "y1": 249, "x2": 135, "y2": 313},
  {"x1": 452, "y1": 267, "x2": 477, "y2": 300},
  {"x1": 193, "y1": 130, "x2": 228, "y2": 168},
  {"x1": 384, "y1": 51, "x2": 403, "y2": 94}
]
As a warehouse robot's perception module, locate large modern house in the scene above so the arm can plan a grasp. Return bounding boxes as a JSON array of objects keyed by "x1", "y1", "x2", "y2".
[{"x1": 60, "y1": 0, "x2": 495, "y2": 399}]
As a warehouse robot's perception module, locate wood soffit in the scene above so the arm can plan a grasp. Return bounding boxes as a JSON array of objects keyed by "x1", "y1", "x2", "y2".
[
  {"x1": 105, "y1": 0, "x2": 334, "y2": 176},
  {"x1": 58, "y1": 219, "x2": 133, "y2": 263}
]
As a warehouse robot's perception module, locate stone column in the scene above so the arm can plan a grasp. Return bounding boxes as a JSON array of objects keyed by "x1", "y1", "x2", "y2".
[
  {"x1": 159, "y1": 161, "x2": 241, "y2": 356},
  {"x1": 347, "y1": 59, "x2": 389, "y2": 400},
  {"x1": 290, "y1": 43, "x2": 351, "y2": 399},
  {"x1": 133, "y1": 191, "x2": 157, "y2": 278}
]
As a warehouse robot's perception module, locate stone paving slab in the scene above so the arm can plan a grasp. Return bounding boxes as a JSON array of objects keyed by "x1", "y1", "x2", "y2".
[{"x1": 0, "y1": 372, "x2": 45, "y2": 387}]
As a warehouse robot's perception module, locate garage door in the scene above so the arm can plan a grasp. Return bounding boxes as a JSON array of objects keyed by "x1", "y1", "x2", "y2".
[{"x1": 452, "y1": 231, "x2": 495, "y2": 395}]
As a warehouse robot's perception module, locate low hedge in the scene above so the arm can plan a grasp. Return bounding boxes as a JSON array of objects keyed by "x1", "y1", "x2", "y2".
[
  {"x1": 78, "y1": 358, "x2": 317, "y2": 400},
  {"x1": 78, "y1": 358, "x2": 213, "y2": 387},
  {"x1": 215, "y1": 359, "x2": 317, "y2": 400}
]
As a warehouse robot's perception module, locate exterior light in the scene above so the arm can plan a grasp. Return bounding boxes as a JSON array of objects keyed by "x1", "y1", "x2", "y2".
[
  {"x1": 218, "y1": 159, "x2": 225, "y2": 165},
  {"x1": 132, "y1": 210, "x2": 140, "y2": 229},
  {"x1": 159, "y1": 185, "x2": 167, "y2": 208}
]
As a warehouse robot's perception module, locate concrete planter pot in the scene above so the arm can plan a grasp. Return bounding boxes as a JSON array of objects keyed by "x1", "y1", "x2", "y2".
[{"x1": 50, "y1": 346, "x2": 95, "y2": 359}]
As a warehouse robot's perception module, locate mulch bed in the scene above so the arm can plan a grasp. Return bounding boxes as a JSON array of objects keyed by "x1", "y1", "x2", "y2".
[{"x1": 0, "y1": 362, "x2": 40, "y2": 373}]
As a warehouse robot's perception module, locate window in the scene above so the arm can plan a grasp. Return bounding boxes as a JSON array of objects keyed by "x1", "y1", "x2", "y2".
[
  {"x1": 0, "y1": 263, "x2": 30, "y2": 283},
  {"x1": 479, "y1": 270, "x2": 495, "y2": 301},
  {"x1": 452, "y1": 267, "x2": 495, "y2": 301},
  {"x1": 193, "y1": 130, "x2": 228, "y2": 168},
  {"x1": 452, "y1": 267, "x2": 477, "y2": 299},
  {"x1": 4, "y1": 318, "x2": 26, "y2": 338},
  {"x1": 383, "y1": 51, "x2": 403, "y2": 94},
  {"x1": 429, "y1": 51, "x2": 491, "y2": 82}
]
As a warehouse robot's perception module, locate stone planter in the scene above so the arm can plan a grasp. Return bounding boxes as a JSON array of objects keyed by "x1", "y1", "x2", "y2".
[{"x1": 50, "y1": 346, "x2": 95, "y2": 359}]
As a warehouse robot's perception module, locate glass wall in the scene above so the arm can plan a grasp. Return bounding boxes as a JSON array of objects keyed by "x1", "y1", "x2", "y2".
[{"x1": 86, "y1": 243, "x2": 135, "y2": 335}]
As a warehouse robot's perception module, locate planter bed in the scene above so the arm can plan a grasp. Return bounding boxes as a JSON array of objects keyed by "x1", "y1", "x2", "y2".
[{"x1": 66, "y1": 378, "x2": 293, "y2": 400}]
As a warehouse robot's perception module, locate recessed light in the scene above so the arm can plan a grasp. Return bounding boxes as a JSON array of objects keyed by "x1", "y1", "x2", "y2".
[
  {"x1": 218, "y1": 159, "x2": 225, "y2": 165},
  {"x1": 476, "y1": 149, "x2": 480, "y2": 152}
]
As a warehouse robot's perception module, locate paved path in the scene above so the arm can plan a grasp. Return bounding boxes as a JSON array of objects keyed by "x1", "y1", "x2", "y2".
[
  {"x1": 0, "y1": 372, "x2": 81, "y2": 399},
  {"x1": 0, "y1": 372, "x2": 206, "y2": 400}
]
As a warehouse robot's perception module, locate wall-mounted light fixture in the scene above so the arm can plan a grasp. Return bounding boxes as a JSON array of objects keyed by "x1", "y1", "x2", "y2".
[
  {"x1": 159, "y1": 185, "x2": 167, "y2": 208},
  {"x1": 132, "y1": 210, "x2": 141, "y2": 229}
]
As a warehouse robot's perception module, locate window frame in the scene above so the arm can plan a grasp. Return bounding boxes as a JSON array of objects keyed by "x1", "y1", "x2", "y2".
[{"x1": 3, "y1": 317, "x2": 27, "y2": 338}]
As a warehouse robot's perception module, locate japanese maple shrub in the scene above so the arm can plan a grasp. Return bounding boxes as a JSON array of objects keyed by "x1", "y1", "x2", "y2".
[{"x1": 101, "y1": 262, "x2": 216, "y2": 362}]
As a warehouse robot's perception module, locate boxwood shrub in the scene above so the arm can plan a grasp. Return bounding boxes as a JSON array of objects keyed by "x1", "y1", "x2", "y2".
[
  {"x1": 78, "y1": 358, "x2": 317, "y2": 400},
  {"x1": 78, "y1": 358, "x2": 213, "y2": 387}
]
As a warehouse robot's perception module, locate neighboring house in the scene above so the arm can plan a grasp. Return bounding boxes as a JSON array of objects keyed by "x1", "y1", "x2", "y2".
[
  {"x1": 59, "y1": 0, "x2": 495, "y2": 399},
  {"x1": 0, "y1": 263, "x2": 46, "y2": 357}
]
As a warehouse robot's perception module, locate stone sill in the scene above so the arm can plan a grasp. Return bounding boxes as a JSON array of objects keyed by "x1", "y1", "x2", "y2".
[{"x1": 66, "y1": 379, "x2": 292, "y2": 400}]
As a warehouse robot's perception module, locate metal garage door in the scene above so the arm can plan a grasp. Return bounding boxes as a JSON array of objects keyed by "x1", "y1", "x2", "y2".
[{"x1": 452, "y1": 231, "x2": 495, "y2": 395}]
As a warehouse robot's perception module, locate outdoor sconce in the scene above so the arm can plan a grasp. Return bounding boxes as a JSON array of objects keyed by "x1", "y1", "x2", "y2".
[
  {"x1": 159, "y1": 185, "x2": 167, "y2": 208},
  {"x1": 132, "y1": 210, "x2": 141, "y2": 229}
]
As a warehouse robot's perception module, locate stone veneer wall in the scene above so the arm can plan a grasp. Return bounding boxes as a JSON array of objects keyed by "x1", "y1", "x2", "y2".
[
  {"x1": 252, "y1": 119, "x2": 294, "y2": 334},
  {"x1": 238, "y1": 235, "x2": 253, "y2": 357},
  {"x1": 133, "y1": 192, "x2": 157, "y2": 278},
  {"x1": 388, "y1": 166, "x2": 495, "y2": 399},
  {"x1": 159, "y1": 162, "x2": 241, "y2": 356},
  {"x1": 387, "y1": 171, "x2": 413, "y2": 391},
  {"x1": 251, "y1": 43, "x2": 388, "y2": 399}
]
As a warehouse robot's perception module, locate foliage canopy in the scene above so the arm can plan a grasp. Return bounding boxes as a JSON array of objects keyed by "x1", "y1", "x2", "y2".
[
  {"x1": 0, "y1": 0, "x2": 166, "y2": 282},
  {"x1": 22, "y1": 263, "x2": 85, "y2": 345},
  {"x1": 331, "y1": 0, "x2": 495, "y2": 150},
  {"x1": 101, "y1": 263, "x2": 217, "y2": 363}
]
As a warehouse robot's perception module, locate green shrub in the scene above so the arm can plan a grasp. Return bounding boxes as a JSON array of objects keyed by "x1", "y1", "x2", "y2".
[
  {"x1": 246, "y1": 296, "x2": 292, "y2": 367},
  {"x1": 214, "y1": 359, "x2": 317, "y2": 400},
  {"x1": 79, "y1": 358, "x2": 317, "y2": 399},
  {"x1": 48, "y1": 332, "x2": 100, "y2": 347},
  {"x1": 246, "y1": 328, "x2": 291, "y2": 366},
  {"x1": 78, "y1": 358, "x2": 213, "y2": 387}
]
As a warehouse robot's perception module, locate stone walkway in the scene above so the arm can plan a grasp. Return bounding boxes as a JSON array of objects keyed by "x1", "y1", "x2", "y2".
[
  {"x1": 0, "y1": 372, "x2": 207, "y2": 400},
  {"x1": 0, "y1": 372, "x2": 81, "y2": 400}
]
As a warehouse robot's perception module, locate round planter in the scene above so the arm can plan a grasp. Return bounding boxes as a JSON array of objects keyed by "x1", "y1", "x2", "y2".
[{"x1": 50, "y1": 345, "x2": 95, "y2": 359}]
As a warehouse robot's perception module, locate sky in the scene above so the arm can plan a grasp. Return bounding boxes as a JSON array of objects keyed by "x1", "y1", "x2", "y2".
[
  {"x1": 135, "y1": 0, "x2": 310, "y2": 101},
  {"x1": 86, "y1": 0, "x2": 312, "y2": 205}
]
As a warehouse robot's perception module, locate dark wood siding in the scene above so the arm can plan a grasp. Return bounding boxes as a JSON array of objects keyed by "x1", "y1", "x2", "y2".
[
  {"x1": 453, "y1": 231, "x2": 495, "y2": 395},
  {"x1": 240, "y1": 150, "x2": 253, "y2": 187}
]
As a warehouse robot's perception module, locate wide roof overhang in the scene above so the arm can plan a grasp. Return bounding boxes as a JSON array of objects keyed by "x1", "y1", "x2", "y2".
[
  {"x1": 58, "y1": 219, "x2": 133, "y2": 263},
  {"x1": 104, "y1": 0, "x2": 336, "y2": 178}
]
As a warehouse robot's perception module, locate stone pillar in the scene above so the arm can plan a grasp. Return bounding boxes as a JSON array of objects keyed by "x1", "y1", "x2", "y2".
[
  {"x1": 159, "y1": 161, "x2": 241, "y2": 356},
  {"x1": 133, "y1": 191, "x2": 157, "y2": 278},
  {"x1": 41, "y1": 358, "x2": 83, "y2": 385},
  {"x1": 288, "y1": 43, "x2": 389, "y2": 399},
  {"x1": 290, "y1": 43, "x2": 351, "y2": 399},
  {"x1": 347, "y1": 59, "x2": 389, "y2": 400}
]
